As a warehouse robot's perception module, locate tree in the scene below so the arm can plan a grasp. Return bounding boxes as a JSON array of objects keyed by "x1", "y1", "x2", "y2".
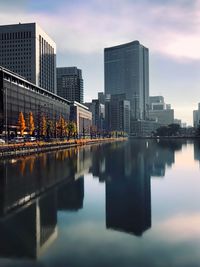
[
  {"x1": 41, "y1": 115, "x2": 47, "y2": 137},
  {"x1": 28, "y1": 112, "x2": 35, "y2": 135},
  {"x1": 57, "y1": 116, "x2": 66, "y2": 138},
  {"x1": 46, "y1": 119, "x2": 54, "y2": 138},
  {"x1": 18, "y1": 111, "x2": 26, "y2": 136},
  {"x1": 67, "y1": 121, "x2": 77, "y2": 140}
]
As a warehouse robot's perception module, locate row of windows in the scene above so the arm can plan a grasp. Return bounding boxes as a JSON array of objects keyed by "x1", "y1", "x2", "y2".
[
  {"x1": 0, "y1": 31, "x2": 32, "y2": 40},
  {"x1": 0, "y1": 43, "x2": 32, "y2": 48}
]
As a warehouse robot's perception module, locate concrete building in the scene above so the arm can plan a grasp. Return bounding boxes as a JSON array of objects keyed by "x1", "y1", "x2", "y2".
[
  {"x1": 104, "y1": 41, "x2": 149, "y2": 127},
  {"x1": 149, "y1": 96, "x2": 174, "y2": 126},
  {"x1": 57, "y1": 67, "x2": 83, "y2": 103},
  {"x1": 70, "y1": 101, "x2": 92, "y2": 137},
  {"x1": 0, "y1": 22, "x2": 56, "y2": 93},
  {"x1": 193, "y1": 103, "x2": 200, "y2": 128}
]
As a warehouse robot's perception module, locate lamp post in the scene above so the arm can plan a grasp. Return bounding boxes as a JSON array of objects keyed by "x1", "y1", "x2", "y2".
[{"x1": 4, "y1": 87, "x2": 8, "y2": 143}]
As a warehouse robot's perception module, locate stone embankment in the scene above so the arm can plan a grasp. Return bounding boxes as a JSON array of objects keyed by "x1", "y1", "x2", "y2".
[{"x1": 0, "y1": 138, "x2": 127, "y2": 158}]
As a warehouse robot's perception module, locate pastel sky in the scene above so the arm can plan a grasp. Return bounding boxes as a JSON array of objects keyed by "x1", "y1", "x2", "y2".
[{"x1": 1, "y1": 0, "x2": 200, "y2": 124}]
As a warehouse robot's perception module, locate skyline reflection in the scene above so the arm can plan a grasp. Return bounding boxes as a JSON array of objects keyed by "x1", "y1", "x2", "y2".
[{"x1": 0, "y1": 139, "x2": 194, "y2": 264}]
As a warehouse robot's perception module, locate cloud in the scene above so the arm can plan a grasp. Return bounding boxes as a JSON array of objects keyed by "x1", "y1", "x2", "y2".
[
  {"x1": 1, "y1": 0, "x2": 200, "y2": 60},
  {"x1": 0, "y1": 0, "x2": 200, "y2": 123}
]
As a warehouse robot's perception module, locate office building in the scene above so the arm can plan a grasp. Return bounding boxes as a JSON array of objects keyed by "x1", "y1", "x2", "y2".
[
  {"x1": 85, "y1": 99, "x2": 105, "y2": 132},
  {"x1": 193, "y1": 103, "x2": 200, "y2": 128},
  {"x1": 0, "y1": 22, "x2": 56, "y2": 93},
  {"x1": 105, "y1": 94, "x2": 130, "y2": 134},
  {"x1": 104, "y1": 41, "x2": 149, "y2": 126},
  {"x1": 0, "y1": 66, "x2": 70, "y2": 137},
  {"x1": 70, "y1": 101, "x2": 92, "y2": 137},
  {"x1": 57, "y1": 67, "x2": 83, "y2": 103},
  {"x1": 149, "y1": 96, "x2": 174, "y2": 126}
]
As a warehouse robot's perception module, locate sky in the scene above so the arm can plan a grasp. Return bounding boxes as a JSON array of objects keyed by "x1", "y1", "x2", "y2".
[{"x1": 1, "y1": 0, "x2": 200, "y2": 125}]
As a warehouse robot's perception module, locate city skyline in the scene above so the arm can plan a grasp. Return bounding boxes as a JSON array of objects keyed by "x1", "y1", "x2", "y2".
[{"x1": 1, "y1": 0, "x2": 200, "y2": 124}]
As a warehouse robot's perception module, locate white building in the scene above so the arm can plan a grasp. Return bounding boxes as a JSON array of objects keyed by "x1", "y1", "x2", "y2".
[
  {"x1": 149, "y1": 96, "x2": 174, "y2": 125},
  {"x1": 0, "y1": 22, "x2": 56, "y2": 93}
]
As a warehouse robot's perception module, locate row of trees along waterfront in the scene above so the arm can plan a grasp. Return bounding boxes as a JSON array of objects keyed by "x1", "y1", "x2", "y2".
[{"x1": 17, "y1": 111, "x2": 77, "y2": 139}]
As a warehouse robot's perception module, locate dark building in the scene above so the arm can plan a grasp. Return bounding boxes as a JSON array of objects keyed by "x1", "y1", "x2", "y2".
[
  {"x1": 57, "y1": 67, "x2": 83, "y2": 103},
  {"x1": 105, "y1": 94, "x2": 130, "y2": 134},
  {"x1": 0, "y1": 66, "x2": 70, "y2": 137},
  {"x1": 104, "y1": 41, "x2": 149, "y2": 132},
  {"x1": 85, "y1": 99, "x2": 105, "y2": 132}
]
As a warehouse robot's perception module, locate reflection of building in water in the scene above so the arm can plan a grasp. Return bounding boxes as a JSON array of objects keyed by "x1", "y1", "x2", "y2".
[
  {"x1": 58, "y1": 177, "x2": 84, "y2": 211},
  {"x1": 105, "y1": 146, "x2": 151, "y2": 236},
  {"x1": 194, "y1": 141, "x2": 200, "y2": 164},
  {"x1": 0, "y1": 190, "x2": 57, "y2": 259},
  {"x1": 89, "y1": 140, "x2": 184, "y2": 236},
  {"x1": 75, "y1": 147, "x2": 92, "y2": 180},
  {"x1": 0, "y1": 150, "x2": 77, "y2": 214}
]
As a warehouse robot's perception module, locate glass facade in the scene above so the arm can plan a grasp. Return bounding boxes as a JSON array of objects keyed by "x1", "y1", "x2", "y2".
[
  {"x1": 0, "y1": 67, "x2": 70, "y2": 136},
  {"x1": 57, "y1": 67, "x2": 83, "y2": 104},
  {"x1": 104, "y1": 41, "x2": 149, "y2": 122}
]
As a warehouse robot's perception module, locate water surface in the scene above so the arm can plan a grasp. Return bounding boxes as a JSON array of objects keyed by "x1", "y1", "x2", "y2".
[{"x1": 0, "y1": 139, "x2": 200, "y2": 267}]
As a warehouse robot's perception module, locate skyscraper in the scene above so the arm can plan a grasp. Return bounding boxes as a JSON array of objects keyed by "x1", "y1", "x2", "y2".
[
  {"x1": 104, "y1": 41, "x2": 149, "y2": 127},
  {"x1": 0, "y1": 22, "x2": 56, "y2": 93},
  {"x1": 56, "y1": 67, "x2": 83, "y2": 103}
]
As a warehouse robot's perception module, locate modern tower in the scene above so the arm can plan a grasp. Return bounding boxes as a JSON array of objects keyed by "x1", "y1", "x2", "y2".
[
  {"x1": 104, "y1": 41, "x2": 149, "y2": 124},
  {"x1": 56, "y1": 67, "x2": 83, "y2": 103},
  {"x1": 0, "y1": 22, "x2": 56, "y2": 93}
]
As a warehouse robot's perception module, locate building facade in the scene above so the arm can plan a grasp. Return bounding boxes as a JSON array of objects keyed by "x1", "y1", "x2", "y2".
[
  {"x1": 105, "y1": 94, "x2": 130, "y2": 134},
  {"x1": 85, "y1": 99, "x2": 105, "y2": 132},
  {"x1": 0, "y1": 66, "x2": 70, "y2": 137},
  {"x1": 193, "y1": 103, "x2": 200, "y2": 128},
  {"x1": 149, "y1": 96, "x2": 174, "y2": 126},
  {"x1": 104, "y1": 41, "x2": 149, "y2": 125},
  {"x1": 70, "y1": 101, "x2": 92, "y2": 137},
  {"x1": 0, "y1": 23, "x2": 56, "y2": 93},
  {"x1": 57, "y1": 67, "x2": 83, "y2": 103}
]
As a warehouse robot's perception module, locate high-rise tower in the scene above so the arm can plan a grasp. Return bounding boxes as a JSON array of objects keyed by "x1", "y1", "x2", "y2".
[
  {"x1": 104, "y1": 41, "x2": 149, "y2": 125},
  {"x1": 0, "y1": 22, "x2": 56, "y2": 93}
]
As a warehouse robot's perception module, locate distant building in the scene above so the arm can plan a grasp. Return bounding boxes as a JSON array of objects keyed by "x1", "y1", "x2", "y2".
[
  {"x1": 70, "y1": 101, "x2": 92, "y2": 137},
  {"x1": 149, "y1": 96, "x2": 174, "y2": 125},
  {"x1": 85, "y1": 99, "x2": 105, "y2": 132},
  {"x1": 104, "y1": 41, "x2": 149, "y2": 133},
  {"x1": 193, "y1": 103, "x2": 200, "y2": 128},
  {"x1": 131, "y1": 120, "x2": 160, "y2": 137},
  {"x1": 0, "y1": 22, "x2": 56, "y2": 93},
  {"x1": 105, "y1": 94, "x2": 130, "y2": 134},
  {"x1": 174, "y1": 119, "x2": 182, "y2": 126},
  {"x1": 98, "y1": 92, "x2": 106, "y2": 104},
  {"x1": 57, "y1": 67, "x2": 83, "y2": 103}
]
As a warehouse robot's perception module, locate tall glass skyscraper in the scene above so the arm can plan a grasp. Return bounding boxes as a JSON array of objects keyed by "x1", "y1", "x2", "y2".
[{"x1": 104, "y1": 41, "x2": 149, "y2": 124}]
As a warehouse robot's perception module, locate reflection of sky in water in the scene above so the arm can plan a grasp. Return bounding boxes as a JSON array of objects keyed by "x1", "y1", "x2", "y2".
[{"x1": 0, "y1": 140, "x2": 200, "y2": 267}]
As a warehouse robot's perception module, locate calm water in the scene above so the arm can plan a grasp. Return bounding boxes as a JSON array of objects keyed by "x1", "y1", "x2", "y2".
[{"x1": 0, "y1": 139, "x2": 200, "y2": 267}]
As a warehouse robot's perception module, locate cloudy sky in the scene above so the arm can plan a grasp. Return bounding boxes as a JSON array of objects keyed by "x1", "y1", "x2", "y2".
[{"x1": 1, "y1": 0, "x2": 200, "y2": 124}]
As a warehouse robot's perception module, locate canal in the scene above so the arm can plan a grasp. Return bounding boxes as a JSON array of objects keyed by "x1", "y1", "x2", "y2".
[{"x1": 0, "y1": 139, "x2": 200, "y2": 267}]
